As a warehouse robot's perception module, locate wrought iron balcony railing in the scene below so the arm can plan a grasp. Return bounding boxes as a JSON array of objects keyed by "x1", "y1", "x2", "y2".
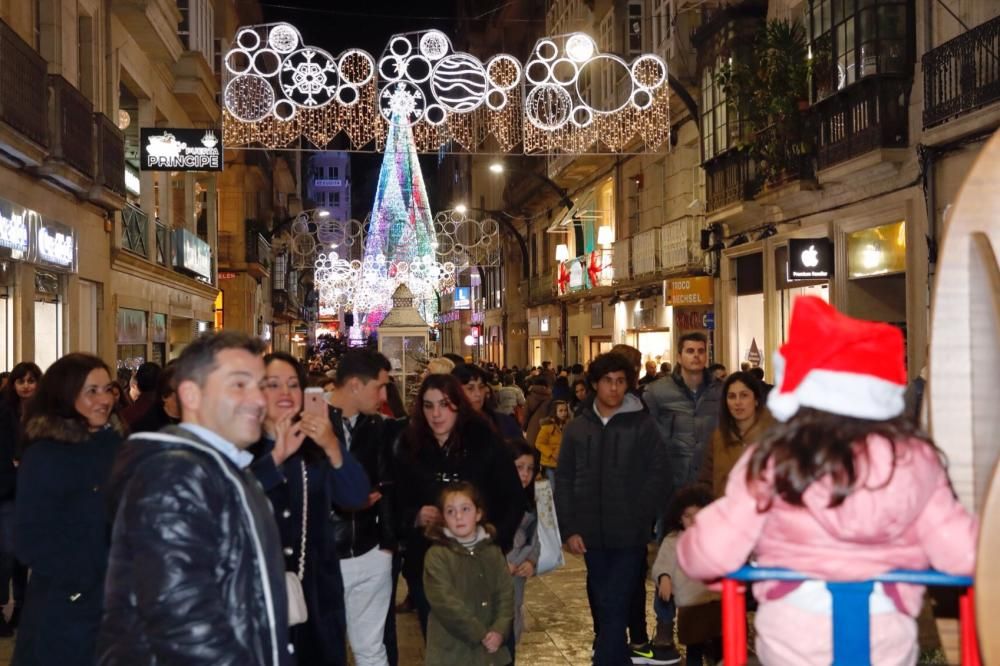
[
  {"x1": 528, "y1": 269, "x2": 555, "y2": 304},
  {"x1": 923, "y1": 14, "x2": 1000, "y2": 128},
  {"x1": 0, "y1": 19, "x2": 47, "y2": 148},
  {"x1": 94, "y1": 113, "x2": 126, "y2": 196},
  {"x1": 705, "y1": 150, "x2": 759, "y2": 213},
  {"x1": 155, "y1": 219, "x2": 169, "y2": 266},
  {"x1": 48, "y1": 75, "x2": 94, "y2": 176},
  {"x1": 121, "y1": 203, "x2": 149, "y2": 256},
  {"x1": 814, "y1": 77, "x2": 910, "y2": 171}
]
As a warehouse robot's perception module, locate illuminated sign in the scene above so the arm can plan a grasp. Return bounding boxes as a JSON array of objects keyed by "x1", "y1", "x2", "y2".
[
  {"x1": 664, "y1": 276, "x2": 714, "y2": 306},
  {"x1": 788, "y1": 238, "x2": 834, "y2": 280},
  {"x1": 453, "y1": 286, "x2": 471, "y2": 310},
  {"x1": 173, "y1": 229, "x2": 212, "y2": 279},
  {"x1": 32, "y1": 219, "x2": 76, "y2": 271},
  {"x1": 140, "y1": 128, "x2": 223, "y2": 171},
  {"x1": 0, "y1": 200, "x2": 31, "y2": 254}
]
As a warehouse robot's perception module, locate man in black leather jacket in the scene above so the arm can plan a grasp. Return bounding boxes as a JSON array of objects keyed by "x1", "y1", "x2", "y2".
[
  {"x1": 98, "y1": 332, "x2": 291, "y2": 666},
  {"x1": 326, "y1": 350, "x2": 402, "y2": 666}
]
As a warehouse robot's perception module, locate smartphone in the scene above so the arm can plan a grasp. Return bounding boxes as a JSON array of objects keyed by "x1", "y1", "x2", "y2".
[{"x1": 303, "y1": 387, "x2": 327, "y2": 416}]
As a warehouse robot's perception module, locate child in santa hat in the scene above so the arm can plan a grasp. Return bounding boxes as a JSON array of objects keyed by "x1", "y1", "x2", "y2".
[{"x1": 676, "y1": 296, "x2": 977, "y2": 665}]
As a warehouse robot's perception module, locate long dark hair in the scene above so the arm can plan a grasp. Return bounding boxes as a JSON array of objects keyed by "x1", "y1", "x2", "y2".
[
  {"x1": 1, "y1": 362, "x2": 42, "y2": 417},
  {"x1": 718, "y1": 372, "x2": 765, "y2": 446},
  {"x1": 508, "y1": 438, "x2": 539, "y2": 509},
  {"x1": 405, "y1": 373, "x2": 484, "y2": 459},
  {"x1": 747, "y1": 407, "x2": 937, "y2": 509},
  {"x1": 22, "y1": 354, "x2": 112, "y2": 440},
  {"x1": 262, "y1": 352, "x2": 324, "y2": 464}
]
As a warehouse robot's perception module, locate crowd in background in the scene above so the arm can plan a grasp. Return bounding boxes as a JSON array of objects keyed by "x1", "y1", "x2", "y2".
[{"x1": 0, "y1": 296, "x2": 979, "y2": 666}]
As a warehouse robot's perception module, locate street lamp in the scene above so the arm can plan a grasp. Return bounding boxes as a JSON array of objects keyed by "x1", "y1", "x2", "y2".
[
  {"x1": 488, "y1": 162, "x2": 504, "y2": 174},
  {"x1": 597, "y1": 225, "x2": 614, "y2": 247},
  {"x1": 555, "y1": 243, "x2": 570, "y2": 262},
  {"x1": 317, "y1": 209, "x2": 330, "y2": 218},
  {"x1": 455, "y1": 203, "x2": 468, "y2": 214}
]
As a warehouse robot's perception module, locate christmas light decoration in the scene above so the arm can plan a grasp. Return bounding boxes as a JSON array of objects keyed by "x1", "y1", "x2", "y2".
[{"x1": 221, "y1": 23, "x2": 670, "y2": 154}]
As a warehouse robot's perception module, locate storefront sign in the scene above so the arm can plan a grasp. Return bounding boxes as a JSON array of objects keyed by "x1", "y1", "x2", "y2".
[
  {"x1": 32, "y1": 219, "x2": 77, "y2": 272},
  {"x1": 218, "y1": 271, "x2": 238, "y2": 280},
  {"x1": 846, "y1": 221, "x2": 906, "y2": 279},
  {"x1": 664, "y1": 276, "x2": 714, "y2": 306},
  {"x1": 0, "y1": 201, "x2": 31, "y2": 255},
  {"x1": 788, "y1": 238, "x2": 834, "y2": 280},
  {"x1": 173, "y1": 228, "x2": 212, "y2": 279},
  {"x1": 453, "y1": 286, "x2": 471, "y2": 310},
  {"x1": 117, "y1": 308, "x2": 147, "y2": 344},
  {"x1": 140, "y1": 127, "x2": 223, "y2": 171}
]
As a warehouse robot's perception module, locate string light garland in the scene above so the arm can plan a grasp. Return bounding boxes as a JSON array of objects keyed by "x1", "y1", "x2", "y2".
[{"x1": 221, "y1": 22, "x2": 670, "y2": 154}]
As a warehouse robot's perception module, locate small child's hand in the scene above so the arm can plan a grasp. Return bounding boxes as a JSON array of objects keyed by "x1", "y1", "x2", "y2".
[
  {"x1": 657, "y1": 575, "x2": 672, "y2": 602},
  {"x1": 482, "y1": 631, "x2": 503, "y2": 653},
  {"x1": 515, "y1": 561, "x2": 535, "y2": 577}
]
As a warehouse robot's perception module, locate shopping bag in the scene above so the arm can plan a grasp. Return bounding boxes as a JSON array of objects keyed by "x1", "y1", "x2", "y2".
[{"x1": 534, "y1": 478, "x2": 565, "y2": 575}]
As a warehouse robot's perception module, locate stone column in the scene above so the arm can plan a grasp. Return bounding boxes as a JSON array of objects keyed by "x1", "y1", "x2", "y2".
[{"x1": 138, "y1": 100, "x2": 156, "y2": 261}]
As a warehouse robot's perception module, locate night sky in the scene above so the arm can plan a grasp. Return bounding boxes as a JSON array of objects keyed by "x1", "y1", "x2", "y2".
[{"x1": 258, "y1": 0, "x2": 460, "y2": 215}]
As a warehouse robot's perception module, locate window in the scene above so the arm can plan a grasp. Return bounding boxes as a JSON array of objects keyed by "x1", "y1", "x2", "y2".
[
  {"x1": 628, "y1": 1, "x2": 644, "y2": 56},
  {"x1": 807, "y1": 0, "x2": 912, "y2": 100},
  {"x1": 599, "y1": 10, "x2": 615, "y2": 107},
  {"x1": 333, "y1": 166, "x2": 339, "y2": 179},
  {"x1": 652, "y1": 0, "x2": 670, "y2": 51},
  {"x1": 178, "y1": 0, "x2": 215, "y2": 70},
  {"x1": 701, "y1": 57, "x2": 730, "y2": 159},
  {"x1": 332, "y1": 192, "x2": 340, "y2": 206}
]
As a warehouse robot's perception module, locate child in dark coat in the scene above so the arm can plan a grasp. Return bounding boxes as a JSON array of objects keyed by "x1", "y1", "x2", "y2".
[{"x1": 424, "y1": 482, "x2": 513, "y2": 666}]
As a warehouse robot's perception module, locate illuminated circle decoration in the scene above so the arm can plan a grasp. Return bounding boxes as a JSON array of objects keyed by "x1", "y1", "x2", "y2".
[
  {"x1": 389, "y1": 36, "x2": 412, "y2": 58},
  {"x1": 252, "y1": 48, "x2": 281, "y2": 77},
  {"x1": 534, "y1": 39, "x2": 558, "y2": 62},
  {"x1": 273, "y1": 98, "x2": 297, "y2": 121},
  {"x1": 337, "y1": 49, "x2": 375, "y2": 86},
  {"x1": 378, "y1": 55, "x2": 405, "y2": 82},
  {"x1": 631, "y1": 54, "x2": 668, "y2": 90},
  {"x1": 571, "y1": 105, "x2": 594, "y2": 128},
  {"x1": 524, "y1": 59, "x2": 551, "y2": 86},
  {"x1": 224, "y1": 49, "x2": 252, "y2": 76},
  {"x1": 430, "y1": 53, "x2": 488, "y2": 113},
  {"x1": 280, "y1": 48, "x2": 339, "y2": 108},
  {"x1": 403, "y1": 54, "x2": 433, "y2": 84},
  {"x1": 565, "y1": 33, "x2": 595, "y2": 62},
  {"x1": 485, "y1": 54, "x2": 521, "y2": 91},
  {"x1": 337, "y1": 85, "x2": 360, "y2": 106},
  {"x1": 576, "y1": 54, "x2": 632, "y2": 114},
  {"x1": 550, "y1": 57, "x2": 580, "y2": 85},
  {"x1": 525, "y1": 84, "x2": 572, "y2": 131},
  {"x1": 631, "y1": 88, "x2": 654, "y2": 111},
  {"x1": 485, "y1": 89, "x2": 507, "y2": 112},
  {"x1": 424, "y1": 103, "x2": 448, "y2": 126},
  {"x1": 236, "y1": 28, "x2": 261, "y2": 51},
  {"x1": 224, "y1": 75, "x2": 275, "y2": 122},
  {"x1": 379, "y1": 82, "x2": 426, "y2": 124},
  {"x1": 267, "y1": 24, "x2": 300, "y2": 53},
  {"x1": 419, "y1": 30, "x2": 450, "y2": 60}
]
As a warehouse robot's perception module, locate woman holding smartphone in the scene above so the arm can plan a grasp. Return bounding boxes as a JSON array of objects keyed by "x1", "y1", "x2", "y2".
[{"x1": 250, "y1": 352, "x2": 370, "y2": 666}]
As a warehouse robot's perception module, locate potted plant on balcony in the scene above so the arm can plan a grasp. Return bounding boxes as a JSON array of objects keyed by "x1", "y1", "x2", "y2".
[{"x1": 717, "y1": 19, "x2": 814, "y2": 188}]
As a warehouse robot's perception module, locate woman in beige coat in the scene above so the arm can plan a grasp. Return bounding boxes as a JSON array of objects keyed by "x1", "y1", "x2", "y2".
[{"x1": 699, "y1": 371, "x2": 773, "y2": 497}]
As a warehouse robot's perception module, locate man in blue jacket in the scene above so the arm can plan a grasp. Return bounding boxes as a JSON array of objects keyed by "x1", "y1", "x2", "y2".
[{"x1": 555, "y1": 353, "x2": 669, "y2": 665}]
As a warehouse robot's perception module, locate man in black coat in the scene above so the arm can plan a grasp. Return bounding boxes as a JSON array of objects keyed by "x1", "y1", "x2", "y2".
[
  {"x1": 555, "y1": 353, "x2": 670, "y2": 666},
  {"x1": 98, "y1": 332, "x2": 290, "y2": 666}
]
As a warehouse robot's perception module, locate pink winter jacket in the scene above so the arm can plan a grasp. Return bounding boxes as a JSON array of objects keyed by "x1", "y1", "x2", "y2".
[{"x1": 677, "y1": 435, "x2": 978, "y2": 616}]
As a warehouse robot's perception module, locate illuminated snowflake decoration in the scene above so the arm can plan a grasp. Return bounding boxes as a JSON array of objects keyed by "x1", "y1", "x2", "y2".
[
  {"x1": 280, "y1": 48, "x2": 339, "y2": 107},
  {"x1": 379, "y1": 82, "x2": 425, "y2": 124}
]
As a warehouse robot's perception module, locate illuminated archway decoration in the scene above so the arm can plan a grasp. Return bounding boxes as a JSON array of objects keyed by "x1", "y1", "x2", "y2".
[{"x1": 222, "y1": 23, "x2": 669, "y2": 154}]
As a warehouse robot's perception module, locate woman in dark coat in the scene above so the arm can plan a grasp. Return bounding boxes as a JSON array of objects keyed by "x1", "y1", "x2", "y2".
[
  {"x1": 0, "y1": 361, "x2": 42, "y2": 633},
  {"x1": 128, "y1": 363, "x2": 181, "y2": 434},
  {"x1": 12, "y1": 354, "x2": 124, "y2": 666},
  {"x1": 394, "y1": 373, "x2": 524, "y2": 635},
  {"x1": 250, "y1": 352, "x2": 370, "y2": 666}
]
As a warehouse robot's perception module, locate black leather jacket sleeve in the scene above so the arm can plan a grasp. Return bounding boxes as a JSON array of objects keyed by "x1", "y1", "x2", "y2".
[{"x1": 119, "y1": 454, "x2": 258, "y2": 666}]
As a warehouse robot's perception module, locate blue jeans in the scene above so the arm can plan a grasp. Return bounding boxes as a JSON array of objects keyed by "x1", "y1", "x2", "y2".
[
  {"x1": 653, "y1": 594, "x2": 676, "y2": 624},
  {"x1": 584, "y1": 546, "x2": 646, "y2": 665}
]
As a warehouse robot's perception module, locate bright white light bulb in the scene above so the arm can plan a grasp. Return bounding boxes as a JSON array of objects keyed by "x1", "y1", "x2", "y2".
[{"x1": 566, "y1": 34, "x2": 595, "y2": 62}]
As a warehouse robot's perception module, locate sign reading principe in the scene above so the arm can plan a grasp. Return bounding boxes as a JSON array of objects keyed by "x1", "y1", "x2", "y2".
[{"x1": 140, "y1": 128, "x2": 223, "y2": 171}]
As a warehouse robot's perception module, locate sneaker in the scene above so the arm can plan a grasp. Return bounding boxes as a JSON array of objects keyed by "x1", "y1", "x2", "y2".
[{"x1": 630, "y1": 641, "x2": 681, "y2": 665}]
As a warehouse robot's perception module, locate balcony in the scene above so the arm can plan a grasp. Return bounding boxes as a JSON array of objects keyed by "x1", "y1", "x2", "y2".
[
  {"x1": 155, "y1": 219, "x2": 169, "y2": 266},
  {"x1": 111, "y1": 0, "x2": 184, "y2": 63},
  {"x1": 0, "y1": 18, "x2": 48, "y2": 165},
  {"x1": 632, "y1": 228, "x2": 661, "y2": 276},
  {"x1": 612, "y1": 236, "x2": 632, "y2": 283},
  {"x1": 245, "y1": 230, "x2": 272, "y2": 279},
  {"x1": 923, "y1": 15, "x2": 1000, "y2": 131},
  {"x1": 814, "y1": 77, "x2": 910, "y2": 172},
  {"x1": 705, "y1": 150, "x2": 759, "y2": 213},
  {"x1": 39, "y1": 75, "x2": 94, "y2": 193},
  {"x1": 528, "y1": 269, "x2": 555, "y2": 305},
  {"x1": 121, "y1": 203, "x2": 149, "y2": 257},
  {"x1": 90, "y1": 113, "x2": 126, "y2": 210},
  {"x1": 173, "y1": 50, "x2": 219, "y2": 123},
  {"x1": 660, "y1": 217, "x2": 706, "y2": 272}
]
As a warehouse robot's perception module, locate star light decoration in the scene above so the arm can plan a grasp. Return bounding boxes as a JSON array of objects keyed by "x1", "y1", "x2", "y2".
[{"x1": 222, "y1": 23, "x2": 670, "y2": 154}]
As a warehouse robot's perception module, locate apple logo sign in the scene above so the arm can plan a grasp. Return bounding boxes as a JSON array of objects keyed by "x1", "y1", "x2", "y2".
[{"x1": 800, "y1": 245, "x2": 819, "y2": 268}]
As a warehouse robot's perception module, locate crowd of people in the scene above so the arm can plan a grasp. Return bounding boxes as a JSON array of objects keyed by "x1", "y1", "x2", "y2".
[{"x1": 0, "y1": 295, "x2": 979, "y2": 666}]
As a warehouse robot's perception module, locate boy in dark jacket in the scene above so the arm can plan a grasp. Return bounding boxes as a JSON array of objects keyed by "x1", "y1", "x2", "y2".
[{"x1": 555, "y1": 353, "x2": 670, "y2": 666}]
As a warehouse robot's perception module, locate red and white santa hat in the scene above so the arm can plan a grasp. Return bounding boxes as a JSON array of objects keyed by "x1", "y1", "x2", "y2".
[{"x1": 766, "y1": 296, "x2": 907, "y2": 422}]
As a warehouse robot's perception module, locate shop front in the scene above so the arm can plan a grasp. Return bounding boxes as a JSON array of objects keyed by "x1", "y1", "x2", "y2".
[
  {"x1": 664, "y1": 276, "x2": 716, "y2": 364},
  {"x1": 527, "y1": 305, "x2": 561, "y2": 368},
  {"x1": 615, "y1": 292, "x2": 672, "y2": 368},
  {"x1": 565, "y1": 298, "x2": 613, "y2": 366}
]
